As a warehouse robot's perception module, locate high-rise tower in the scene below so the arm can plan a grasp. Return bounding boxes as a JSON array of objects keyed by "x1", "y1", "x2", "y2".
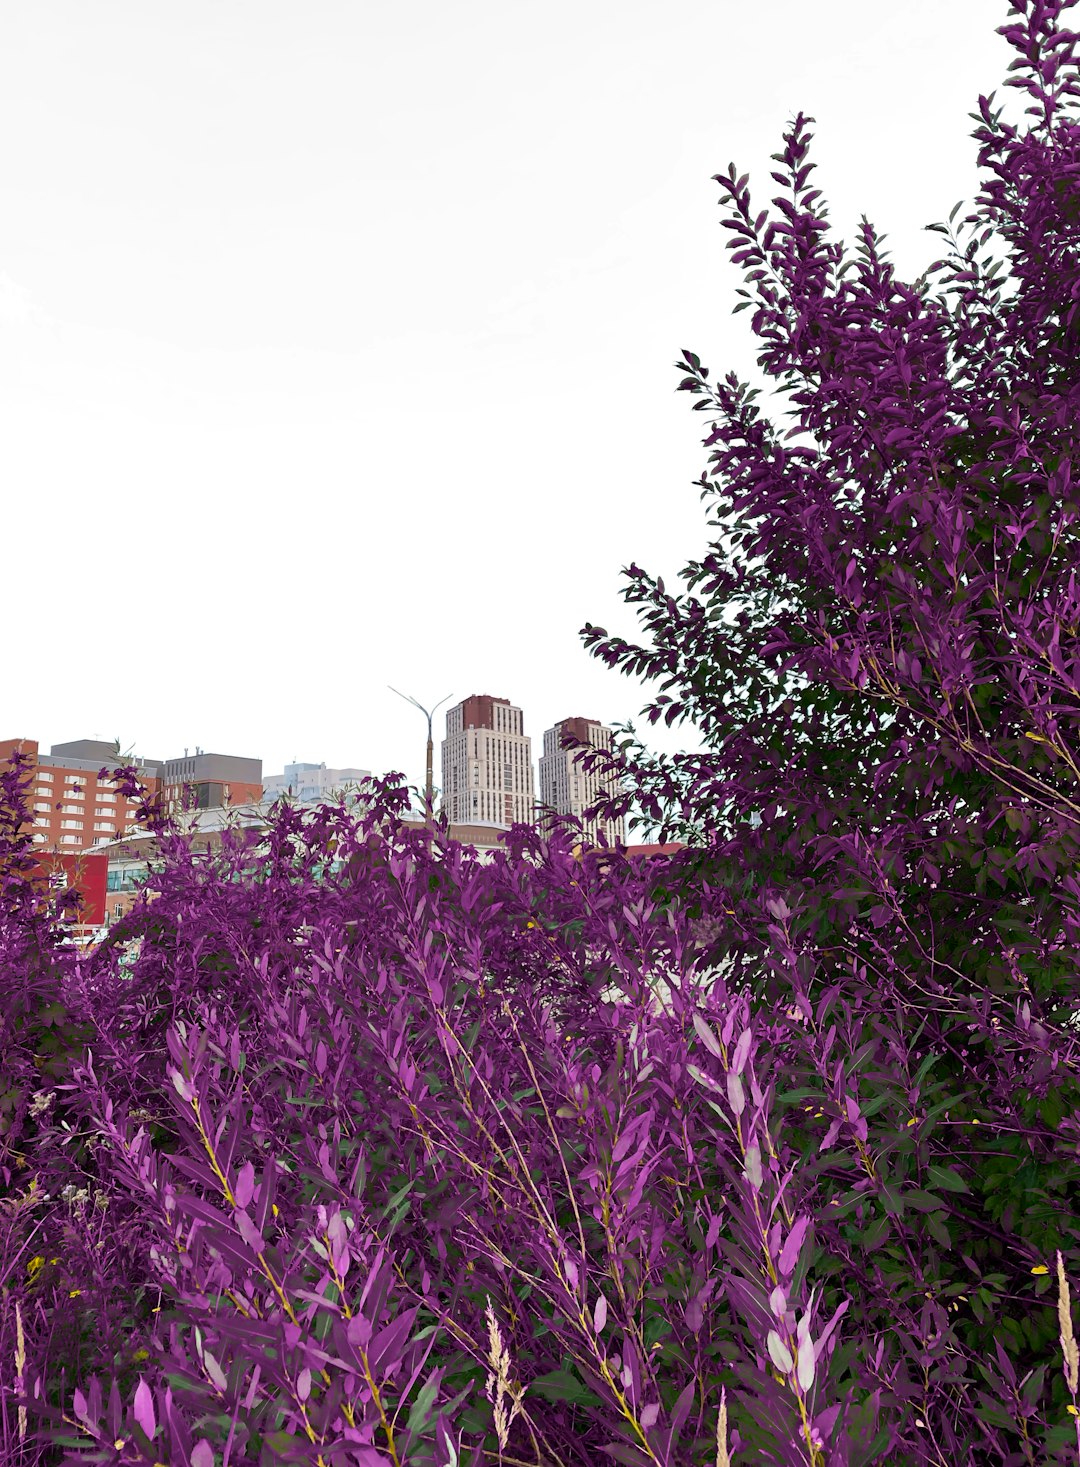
[
  {"x1": 538, "y1": 717, "x2": 625, "y2": 847},
  {"x1": 441, "y1": 694, "x2": 534, "y2": 828}
]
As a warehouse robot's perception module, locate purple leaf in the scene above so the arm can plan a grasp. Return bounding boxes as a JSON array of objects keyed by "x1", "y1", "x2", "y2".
[{"x1": 131, "y1": 1378, "x2": 155, "y2": 1441}]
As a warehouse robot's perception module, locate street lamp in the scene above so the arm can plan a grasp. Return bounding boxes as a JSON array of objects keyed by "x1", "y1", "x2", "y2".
[{"x1": 388, "y1": 687, "x2": 453, "y2": 828}]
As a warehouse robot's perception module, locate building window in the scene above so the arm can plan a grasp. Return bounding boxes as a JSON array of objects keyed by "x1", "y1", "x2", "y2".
[
  {"x1": 61, "y1": 835, "x2": 79, "y2": 845},
  {"x1": 60, "y1": 819, "x2": 83, "y2": 830},
  {"x1": 114, "y1": 902, "x2": 123, "y2": 918},
  {"x1": 94, "y1": 807, "x2": 114, "y2": 817},
  {"x1": 97, "y1": 791, "x2": 116, "y2": 804},
  {"x1": 37, "y1": 772, "x2": 53, "y2": 784},
  {"x1": 34, "y1": 802, "x2": 50, "y2": 811},
  {"x1": 94, "y1": 822, "x2": 114, "y2": 832}
]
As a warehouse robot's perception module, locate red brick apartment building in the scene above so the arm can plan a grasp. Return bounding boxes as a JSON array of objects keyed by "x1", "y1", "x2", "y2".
[{"x1": 0, "y1": 737, "x2": 163, "y2": 852}]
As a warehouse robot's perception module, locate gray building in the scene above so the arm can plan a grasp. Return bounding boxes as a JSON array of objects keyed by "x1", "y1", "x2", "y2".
[
  {"x1": 162, "y1": 747, "x2": 262, "y2": 811},
  {"x1": 262, "y1": 760, "x2": 371, "y2": 805}
]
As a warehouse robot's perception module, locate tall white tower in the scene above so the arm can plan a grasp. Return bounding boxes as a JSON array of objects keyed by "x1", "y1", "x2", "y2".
[
  {"x1": 538, "y1": 717, "x2": 625, "y2": 847},
  {"x1": 441, "y1": 694, "x2": 535, "y2": 828}
]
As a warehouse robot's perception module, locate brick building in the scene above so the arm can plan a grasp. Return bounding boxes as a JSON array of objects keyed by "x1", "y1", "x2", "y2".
[{"x1": 0, "y1": 737, "x2": 163, "y2": 852}]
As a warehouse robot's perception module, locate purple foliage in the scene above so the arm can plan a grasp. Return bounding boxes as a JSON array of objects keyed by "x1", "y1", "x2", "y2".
[{"x1": 4, "y1": 4, "x2": 1080, "y2": 1464}]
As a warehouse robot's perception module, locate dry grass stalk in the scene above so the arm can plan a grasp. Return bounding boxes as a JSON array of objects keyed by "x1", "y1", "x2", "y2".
[
  {"x1": 484, "y1": 1296, "x2": 525, "y2": 1454},
  {"x1": 14, "y1": 1298, "x2": 27, "y2": 1443},
  {"x1": 1058, "y1": 1250, "x2": 1079, "y2": 1397},
  {"x1": 716, "y1": 1384, "x2": 729, "y2": 1467}
]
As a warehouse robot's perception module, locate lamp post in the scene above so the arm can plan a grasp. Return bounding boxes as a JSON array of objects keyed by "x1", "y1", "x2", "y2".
[{"x1": 388, "y1": 687, "x2": 453, "y2": 828}]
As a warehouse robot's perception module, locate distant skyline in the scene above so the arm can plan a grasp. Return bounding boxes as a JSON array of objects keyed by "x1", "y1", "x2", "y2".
[{"x1": 4, "y1": 2, "x2": 1013, "y2": 814}]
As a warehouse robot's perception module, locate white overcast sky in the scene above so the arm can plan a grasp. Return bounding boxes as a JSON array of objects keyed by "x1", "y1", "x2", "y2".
[{"x1": 2, "y1": 2, "x2": 1014, "y2": 803}]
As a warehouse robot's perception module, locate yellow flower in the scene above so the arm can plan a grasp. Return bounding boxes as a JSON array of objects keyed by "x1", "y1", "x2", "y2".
[
  {"x1": 69, "y1": 1290, "x2": 82, "y2": 1298},
  {"x1": 132, "y1": 1349, "x2": 149, "y2": 1362},
  {"x1": 526, "y1": 921, "x2": 536, "y2": 928},
  {"x1": 1069, "y1": 1405, "x2": 1079, "y2": 1417},
  {"x1": 27, "y1": 1256, "x2": 45, "y2": 1278},
  {"x1": 1032, "y1": 1265, "x2": 1050, "y2": 1275},
  {"x1": 906, "y1": 1117, "x2": 919, "y2": 1127},
  {"x1": 971, "y1": 1118, "x2": 980, "y2": 1125},
  {"x1": 272, "y1": 1204, "x2": 279, "y2": 1217}
]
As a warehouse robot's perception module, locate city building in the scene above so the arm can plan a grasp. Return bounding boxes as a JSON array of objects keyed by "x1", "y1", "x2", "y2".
[
  {"x1": 262, "y1": 761, "x2": 371, "y2": 805},
  {"x1": 441, "y1": 694, "x2": 535, "y2": 829},
  {"x1": 97, "y1": 812, "x2": 523, "y2": 931},
  {"x1": 162, "y1": 748, "x2": 262, "y2": 813},
  {"x1": 99, "y1": 817, "x2": 258, "y2": 928},
  {"x1": 28, "y1": 849, "x2": 108, "y2": 942},
  {"x1": 398, "y1": 814, "x2": 514, "y2": 863},
  {"x1": 538, "y1": 717, "x2": 626, "y2": 848},
  {"x1": 0, "y1": 737, "x2": 163, "y2": 851}
]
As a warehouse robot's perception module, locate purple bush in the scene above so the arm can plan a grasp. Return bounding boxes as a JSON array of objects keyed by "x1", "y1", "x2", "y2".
[{"x1": 4, "y1": 2, "x2": 1080, "y2": 1462}]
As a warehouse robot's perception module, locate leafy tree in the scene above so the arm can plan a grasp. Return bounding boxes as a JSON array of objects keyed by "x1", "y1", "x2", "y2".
[
  {"x1": 579, "y1": 0, "x2": 1080, "y2": 1036},
  {"x1": 571, "y1": 1, "x2": 1080, "y2": 1434}
]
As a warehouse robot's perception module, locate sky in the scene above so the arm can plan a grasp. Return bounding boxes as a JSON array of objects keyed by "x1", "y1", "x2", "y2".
[{"x1": 2, "y1": 1, "x2": 1015, "y2": 811}]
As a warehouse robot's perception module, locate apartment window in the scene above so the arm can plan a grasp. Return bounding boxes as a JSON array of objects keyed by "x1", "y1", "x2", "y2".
[
  {"x1": 94, "y1": 822, "x2": 114, "y2": 833},
  {"x1": 34, "y1": 816, "x2": 49, "y2": 827},
  {"x1": 94, "y1": 836, "x2": 110, "y2": 846},
  {"x1": 114, "y1": 902, "x2": 123, "y2": 918},
  {"x1": 65, "y1": 776, "x2": 81, "y2": 786},
  {"x1": 34, "y1": 802, "x2": 50, "y2": 811},
  {"x1": 97, "y1": 791, "x2": 116, "y2": 804},
  {"x1": 33, "y1": 832, "x2": 47, "y2": 844},
  {"x1": 60, "y1": 819, "x2": 83, "y2": 830},
  {"x1": 94, "y1": 806, "x2": 114, "y2": 817},
  {"x1": 61, "y1": 835, "x2": 79, "y2": 845}
]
